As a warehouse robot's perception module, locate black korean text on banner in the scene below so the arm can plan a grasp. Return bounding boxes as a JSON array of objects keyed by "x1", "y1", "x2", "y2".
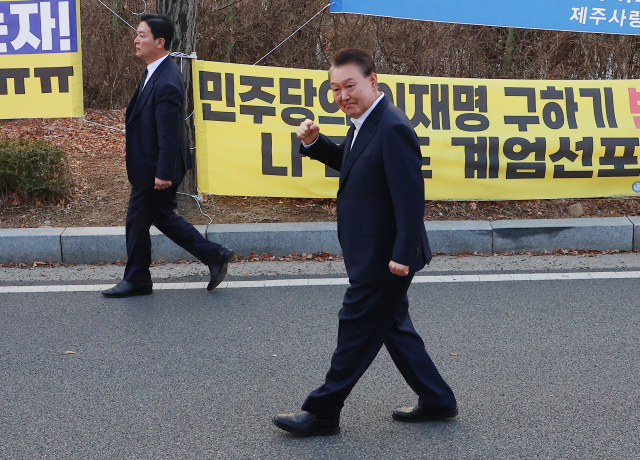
[
  {"x1": 0, "y1": 0, "x2": 83, "y2": 119},
  {"x1": 193, "y1": 60, "x2": 640, "y2": 200}
]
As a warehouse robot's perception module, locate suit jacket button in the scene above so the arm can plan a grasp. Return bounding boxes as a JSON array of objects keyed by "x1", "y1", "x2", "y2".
[{"x1": 337, "y1": 194, "x2": 342, "y2": 200}]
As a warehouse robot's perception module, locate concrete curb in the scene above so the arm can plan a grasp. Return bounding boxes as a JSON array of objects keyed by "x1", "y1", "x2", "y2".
[
  {"x1": 425, "y1": 221, "x2": 493, "y2": 254},
  {"x1": 0, "y1": 217, "x2": 637, "y2": 264},
  {"x1": 491, "y1": 217, "x2": 633, "y2": 253},
  {"x1": 0, "y1": 228, "x2": 63, "y2": 263},
  {"x1": 207, "y1": 222, "x2": 341, "y2": 257}
]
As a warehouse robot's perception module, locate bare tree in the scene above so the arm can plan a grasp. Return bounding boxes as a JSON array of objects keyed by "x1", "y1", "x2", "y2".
[
  {"x1": 156, "y1": 0, "x2": 198, "y2": 195},
  {"x1": 82, "y1": 0, "x2": 640, "y2": 107}
]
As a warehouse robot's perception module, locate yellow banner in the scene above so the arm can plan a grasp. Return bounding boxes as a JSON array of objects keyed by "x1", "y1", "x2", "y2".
[
  {"x1": 0, "y1": 0, "x2": 83, "y2": 119},
  {"x1": 193, "y1": 60, "x2": 640, "y2": 200}
]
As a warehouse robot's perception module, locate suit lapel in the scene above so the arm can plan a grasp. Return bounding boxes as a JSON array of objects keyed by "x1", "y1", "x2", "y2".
[
  {"x1": 125, "y1": 80, "x2": 143, "y2": 120},
  {"x1": 339, "y1": 96, "x2": 389, "y2": 189},
  {"x1": 127, "y1": 57, "x2": 172, "y2": 125}
]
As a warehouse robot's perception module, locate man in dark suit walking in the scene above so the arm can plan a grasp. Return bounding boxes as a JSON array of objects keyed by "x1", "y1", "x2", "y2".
[
  {"x1": 273, "y1": 49, "x2": 457, "y2": 436},
  {"x1": 103, "y1": 14, "x2": 233, "y2": 298}
]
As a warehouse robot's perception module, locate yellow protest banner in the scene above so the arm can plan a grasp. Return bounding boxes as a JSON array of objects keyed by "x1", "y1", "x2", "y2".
[
  {"x1": 0, "y1": 0, "x2": 83, "y2": 119},
  {"x1": 193, "y1": 60, "x2": 640, "y2": 200}
]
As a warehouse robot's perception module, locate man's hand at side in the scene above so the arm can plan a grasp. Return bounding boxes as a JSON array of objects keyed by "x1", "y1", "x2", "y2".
[
  {"x1": 297, "y1": 119, "x2": 320, "y2": 145},
  {"x1": 154, "y1": 178, "x2": 172, "y2": 190},
  {"x1": 122, "y1": 144, "x2": 126, "y2": 161},
  {"x1": 389, "y1": 261, "x2": 409, "y2": 277}
]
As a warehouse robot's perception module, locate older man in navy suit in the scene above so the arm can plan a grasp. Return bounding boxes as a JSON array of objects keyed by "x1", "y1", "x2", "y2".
[
  {"x1": 273, "y1": 49, "x2": 457, "y2": 436},
  {"x1": 103, "y1": 14, "x2": 233, "y2": 298}
]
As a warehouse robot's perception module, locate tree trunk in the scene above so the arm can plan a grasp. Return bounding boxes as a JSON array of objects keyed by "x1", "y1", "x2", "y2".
[
  {"x1": 156, "y1": 0, "x2": 198, "y2": 195},
  {"x1": 504, "y1": 28, "x2": 516, "y2": 76}
]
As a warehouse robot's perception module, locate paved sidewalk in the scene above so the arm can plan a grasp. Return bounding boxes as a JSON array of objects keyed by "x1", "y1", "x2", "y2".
[
  {"x1": 1, "y1": 216, "x2": 639, "y2": 264},
  {"x1": 4, "y1": 251, "x2": 640, "y2": 285}
]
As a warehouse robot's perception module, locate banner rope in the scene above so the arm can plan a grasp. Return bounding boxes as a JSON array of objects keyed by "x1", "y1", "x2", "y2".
[
  {"x1": 94, "y1": 0, "x2": 136, "y2": 31},
  {"x1": 131, "y1": 0, "x2": 147, "y2": 16},
  {"x1": 177, "y1": 193, "x2": 213, "y2": 224},
  {"x1": 82, "y1": 113, "x2": 125, "y2": 133},
  {"x1": 170, "y1": 51, "x2": 197, "y2": 84},
  {"x1": 254, "y1": 2, "x2": 334, "y2": 65}
]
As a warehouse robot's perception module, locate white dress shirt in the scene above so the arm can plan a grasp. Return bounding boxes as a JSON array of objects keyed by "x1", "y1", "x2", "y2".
[
  {"x1": 349, "y1": 93, "x2": 385, "y2": 148},
  {"x1": 143, "y1": 53, "x2": 170, "y2": 89}
]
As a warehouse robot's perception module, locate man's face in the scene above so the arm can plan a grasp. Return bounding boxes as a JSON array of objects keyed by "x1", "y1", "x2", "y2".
[
  {"x1": 134, "y1": 21, "x2": 163, "y2": 64},
  {"x1": 330, "y1": 63, "x2": 379, "y2": 119}
]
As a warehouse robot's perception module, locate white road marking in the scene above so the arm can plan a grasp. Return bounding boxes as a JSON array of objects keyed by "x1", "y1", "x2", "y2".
[{"x1": 1, "y1": 270, "x2": 640, "y2": 293}]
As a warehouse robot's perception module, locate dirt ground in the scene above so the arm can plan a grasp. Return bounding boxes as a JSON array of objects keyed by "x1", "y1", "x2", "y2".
[{"x1": 2, "y1": 109, "x2": 640, "y2": 229}]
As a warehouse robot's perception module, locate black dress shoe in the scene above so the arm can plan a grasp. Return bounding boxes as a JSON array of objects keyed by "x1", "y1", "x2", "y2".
[
  {"x1": 102, "y1": 280, "x2": 153, "y2": 298},
  {"x1": 392, "y1": 404, "x2": 458, "y2": 423},
  {"x1": 207, "y1": 247, "x2": 235, "y2": 291},
  {"x1": 272, "y1": 411, "x2": 340, "y2": 436}
]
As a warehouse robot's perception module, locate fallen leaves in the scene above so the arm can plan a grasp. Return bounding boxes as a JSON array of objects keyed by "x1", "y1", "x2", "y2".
[
  {"x1": 60, "y1": 350, "x2": 75, "y2": 355},
  {"x1": 0, "y1": 260, "x2": 74, "y2": 268},
  {"x1": 424, "y1": 198, "x2": 640, "y2": 222},
  {"x1": 239, "y1": 251, "x2": 338, "y2": 263},
  {"x1": 0, "y1": 254, "x2": 343, "y2": 269},
  {"x1": 321, "y1": 204, "x2": 337, "y2": 216},
  {"x1": 436, "y1": 248, "x2": 631, "y2": 258}
]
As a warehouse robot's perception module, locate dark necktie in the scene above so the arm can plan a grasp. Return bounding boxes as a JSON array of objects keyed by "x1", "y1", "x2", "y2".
[
  {"x1": 342, "y1": 124, "x2": 356, "y2": 167},
  {"x1": 138, "y1": 68, "x2": 148, "y2": 97}
]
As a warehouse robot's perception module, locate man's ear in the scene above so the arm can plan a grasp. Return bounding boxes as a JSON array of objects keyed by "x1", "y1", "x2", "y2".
[
  {"x1": 156, "y1": 37, "x2": 165, "y2": 49},
  {"x1": 369, "y1": 73, "x2": 378, "y2": 90}
]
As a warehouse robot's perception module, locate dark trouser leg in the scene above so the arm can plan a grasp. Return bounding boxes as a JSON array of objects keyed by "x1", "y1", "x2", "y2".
[
  {"x1": 124, "y1": 184, "x2": 223, "y2": 283},
  {"x1": 123, "y1": 186, "x2": 155, "y2": 284},
  {"x1": 384, "y1": 296, "x2": 457, "y2": 410},
  {"x1": 302, "y1": 276, "x2": 415, "y2": 420},
  {"x1": 152, "y1": 183, "x2": 221, "y2": 265}
]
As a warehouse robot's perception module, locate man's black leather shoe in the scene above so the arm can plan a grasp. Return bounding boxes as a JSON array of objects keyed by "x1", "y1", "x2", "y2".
[
  {"x1": 272, "y1": 411, "x2": 340, "y2": 436},
  {"x1": 392, "y1": 404, "x2": 458, "y2": 423},
  {"x1": 207, "y1": 247, "x2": 235, "y2": 291},
  {"x1": 102, "y1": 280, "x2": 153, "y2": 298}
]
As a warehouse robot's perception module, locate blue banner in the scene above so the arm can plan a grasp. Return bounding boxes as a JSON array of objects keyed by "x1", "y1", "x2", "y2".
[
  {"x1": 331, "y1": 0, "x2": 640, "y2": 35},
  {"x1": 0, "y1": 0, "x2": 79, "y2": 55}
]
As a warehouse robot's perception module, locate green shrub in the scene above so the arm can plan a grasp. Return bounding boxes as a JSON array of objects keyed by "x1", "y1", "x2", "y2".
[{"x1": 0, "y1": 138, "x2": 75, "y2": 200}]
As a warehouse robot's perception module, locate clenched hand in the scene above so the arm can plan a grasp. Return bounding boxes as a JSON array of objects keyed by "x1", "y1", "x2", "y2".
[{"x1": 297, "y1": 119, "x2": 320, "y2": 145}]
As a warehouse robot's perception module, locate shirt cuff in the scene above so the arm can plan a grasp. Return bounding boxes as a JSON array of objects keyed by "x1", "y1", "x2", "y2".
[{"x1": 301, "y1": 138, "x2": 318, "y2": 149}]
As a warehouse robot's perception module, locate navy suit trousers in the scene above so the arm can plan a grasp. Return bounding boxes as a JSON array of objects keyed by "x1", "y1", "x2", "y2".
[
  {"x1": 124, "y1": 183, "x2": 221, "y2": 284},
  {"x1": 301, "y1": 275, "x2": 457, "y2": 420}
]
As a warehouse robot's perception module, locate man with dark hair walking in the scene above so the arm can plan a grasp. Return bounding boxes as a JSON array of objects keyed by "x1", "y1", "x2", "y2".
[
  {"x1": 273, "y1": 48, "x2": 457, "y2": 436},
  {"x1": 103, "y1": 14, "x2": 233, "y2": 298}
]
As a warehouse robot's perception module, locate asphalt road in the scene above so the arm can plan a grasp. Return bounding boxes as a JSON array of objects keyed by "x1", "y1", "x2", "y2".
[{"x1": 2, "y1": 258, "x2": 640, "y2": 459}]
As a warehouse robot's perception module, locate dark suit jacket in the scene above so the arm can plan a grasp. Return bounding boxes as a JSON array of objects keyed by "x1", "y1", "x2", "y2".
[
  {"x1": 302, "y1": 96, "x2": 432, "y2": 282},
  {"x1": 125, "y1": 56, "x2": 192, "y2": 189}
]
